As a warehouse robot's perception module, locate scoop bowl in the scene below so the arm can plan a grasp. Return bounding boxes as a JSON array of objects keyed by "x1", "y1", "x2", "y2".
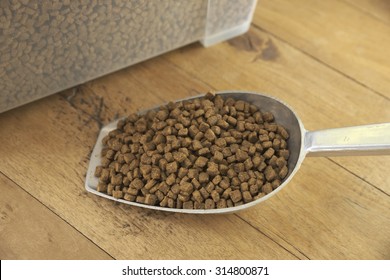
[{"x1": 85, "y1": 91, "x2": 390, "y2": 214}]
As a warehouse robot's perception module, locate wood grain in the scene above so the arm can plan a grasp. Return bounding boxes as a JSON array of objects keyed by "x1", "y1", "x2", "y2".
[
  {"x1": 343, "y1": 0, "x2": 390, "y2": 24},
  {"x1": 0, "y1": 0, "x2": 389, "y2": 260},
  {"x1": 254, "y1": 0, "x2": 390, "y2": 98},
  {"x1": 0, "y1": 172, "x2": 111, "y2": 259}
]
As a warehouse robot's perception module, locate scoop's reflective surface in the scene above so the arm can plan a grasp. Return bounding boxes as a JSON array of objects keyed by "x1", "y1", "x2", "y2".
[{"x1": 85, "y1": 91, "x2": 390, "y2": 214}]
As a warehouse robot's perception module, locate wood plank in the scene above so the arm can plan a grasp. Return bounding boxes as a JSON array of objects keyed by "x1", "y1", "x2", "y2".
[
  {"x1": 254, "y1": 0, "x2": 390, "y2": 98},
  {"x1": 0, "y1": 70, "x2": 297, "y2": 259},
  {"x1": 343, "y1": 0, "x2": 390, "y2": 24},
  {"x1": 164, "y1": 28, "x2": 390, "y2": 194},
  {"x1": 0, "y1": 172, "x2": 112, "y2": 259},
  {"x1": 239, "y1": 157, "x2": 390, "y2": 259}
]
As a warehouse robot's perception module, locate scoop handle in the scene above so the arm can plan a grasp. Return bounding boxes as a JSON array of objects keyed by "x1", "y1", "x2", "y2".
[{"x1": 304, "y1": 123, "x2": 390, "y2": 157}]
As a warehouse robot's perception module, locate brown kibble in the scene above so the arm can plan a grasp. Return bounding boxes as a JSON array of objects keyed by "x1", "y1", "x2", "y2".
[
  {"x1": 242, "y1": 191, "x2": 253, "y2": 203},
  {"x1": 199, "y1": 187, "x2": 210, "y2": 199},
  {"x1": 113, "y1": 190, "x2": 124, "y2": 199},
  {"x1": 183, "y1": 201, "x2": 194, "y2": 209},
  {"x1": 97, "y1": 182, "x2": 108, "y2": 193},
  {"x1": 95, "y1": 166, "x2": 103, "y2": 177},
  {"x1": 262, "y1": 112, "x2": 274, "y2": 122},
  {"x1": 262, "y1": 183, "x2": 273, "y2": 194},
  {"x1": 111, "y1": 174, "x2": 122, "y2": 185},
  {"x1": 173, "y1": 151, "x2": 186, "y2": 163},
  {"x1": 100, "y1": 168, "x2": 110, "y2": 182},
  {"x1": 124, "y1": 194, "x2": 136, "y2": 202},
  {"x1": 227, "y1": 116, "x2": 237, "y2": 126},
  {"x1": 279, "y1": 165, "x2": 288, "y2": 179},
  {"x1": 249, "y1": 184, "x2": 259, "y2": 196},
  {"x1": 151, "y1": 167, "x2": 161, "y2": 179},
  {"x1": 207, "y1": 162, "x2": 219, "y2": 176},
  {"x1": 166, "y1": 173, "x2": 176, "y2": 186},
  {"x1": 156, "y1": 109, "x2": 169, "y2": 121},
  {"x1": 272, "y1": 179, "x2": 281, "y2": 189},
  {"x1": 254, "y1": 193, "x2": 266, "y2": 200},
  {"x1": 167, "y1": 198, "x2": 175, "y2": 208},
  {"x1": 248, "y1": 131, "x2": 258, "y2": 143},
  {"x1": 277, "y1": 125, "x2": 289, "y2": 139},
  {"x1": 234, "y1": 100, "x2": 245, "y2": 111},
  {"x1": 207, "y1": 115, "x2": 218, "y2": 126},
  {"x1": 198, "y1": 147, "x2": 210, "y2": 156},
  {"x1": 204, "y1": 129, "x2": 216, "y2": 142},
  {"x1": 166, "y1": 161, "x2": 178, "y2": 174},
  {"x1": 276, "y1": 157, "x2": 286, "y2": 168},
  {"x1": 268, "y1": 155, "x2": 278, "y2": 167},
  {"x1": 262, "y1": 141, "x2": 272, "y2": 149},
  {"x1": 263, "y1": 147, "x2": 275, "y2": 159},
  {"x1": 216, "y1": 199, "x2": 227, "y2": 209},
  {"x1": 230, "y1": 190, "x2": 242, "y2": 203},
  {"x1": 194, "y1": 156, "x2": 208, "y2": 168},
  {"x1": 222, "y1": 188, "x2": 232, "y2": 199},
  {"x1": 205, "y1": 199, "x2": 215, "y2": 209},
  {"x1": 235, "y1": 149, "x2": 249, "y2": 161},
  {"x1": 219, "y1": 177, "x2": 230, "y2": 189},
  {"x1": 211, "y1": 190, "x2": 220, "y2": 202},
  {"x1": 95, "y1": 93, "x2": 289, "y2": 210},
  {"x1": 145, "y1": 194, "x2": 158, "y2": 205},
  {"x1": 219, "y1": 164, "x2": 229, "y2": 175},
  {"x1": 244, "y1": 158, "x2": 254, "y2": 170},
  {"x1": 279, "y1": 149, "x2": 290, "y2": 160},
  {"x1": 264, "y1": 166, "x2": 277, "y2": 181},
  {"x1": 130, "y1": 178, "x2": 144, "y2": 190},
  {"x1": 180, "y1": 182, "x2": 194, "y2": 194},
  {"x1": 144, "y1": 179, "x2": 157, "y2": 190},
  {"x1": 136, "y1": 196, "x2": 145, "y2": 204},
  {"x1": 178, "y1": 128, "x2": 188, "y2": 136},
  {"x1": 238, "y1": 172, "x2": 250, "y2": 183},
  {"x1": 192, "y1": 140, "x2": 203, "y2": 151},
  {"x1": 192, "y1": 190, "x2": 204, "y2": 203},
  {"x1": 107, "y1": 184, "x2": 114, "y2": 195},
  {"x1": 199, "y1": 172, "x2": 209, "y2": 183}
]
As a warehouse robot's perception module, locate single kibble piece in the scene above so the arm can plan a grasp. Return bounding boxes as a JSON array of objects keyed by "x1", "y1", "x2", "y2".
[
  {"x1": 97, "y1": 182, "x2": 108, "y2": 193},
  {"x1": 262, "y1": 183, "x2": 273, "y2": 194},
  {"x1": 230, "y1": 189, "x2": 242, "y2": 203},
  {"x1": 95, "y1": 166, "x2": 103, "y2": 177},
  {"x1": 194, "y1": 156, "x2": 208, "y2": 168},
  {"x1": 183, "y1": 201, "x2": 194, "y2": 209},
  {"x1": 144, "y1": 194, "x2": 158, "y2": 205},
  {"x1": 180, "y1": 182, "x2": 193, "y2": 194},
  {"x1": 130, "y1": 178, "x2": 144, "y2": 190},
  {"x1": 166, "y1": 161, "x2": 178, "y2": 174},
  {"x1": 207, "y1": 162, "x2": 219, "y2": 176},
  {"x1": 205, "y1": 199, "x2": 215, "y2": 209},
  {"x1": 242, "y1": 191, "x2": 253, "y2": 203},
  {"x1": 199, "y1": 172, "x2": 210, "y2": 183}
]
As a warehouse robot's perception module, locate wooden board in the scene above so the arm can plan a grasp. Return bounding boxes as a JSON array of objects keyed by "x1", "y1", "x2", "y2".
[
  {"x1": 0, "y1": 0, "x2": 389, "y2": 260},
  {"x1": 254, "y1": 0, "x2": 390, "y2": 98},
  {"x1": 0, "y1": 173, "x2": 111, "y2": 259}
]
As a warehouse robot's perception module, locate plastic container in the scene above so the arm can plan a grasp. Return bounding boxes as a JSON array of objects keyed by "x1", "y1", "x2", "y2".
[{"x1": 0, "y1": 0, "x2": 257, "y2": 113}]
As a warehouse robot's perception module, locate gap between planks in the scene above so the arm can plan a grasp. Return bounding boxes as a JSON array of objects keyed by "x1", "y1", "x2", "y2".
[
  {"x1": 234, "y1": 214, "x2": 310, "y2": 259},
  {"x1": 251, "y1": 23, "x2": 390, "y2": 102}
]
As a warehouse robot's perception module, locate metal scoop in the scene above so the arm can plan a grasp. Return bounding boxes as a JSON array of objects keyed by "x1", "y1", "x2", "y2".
[{"x1": 85, "y1": 91, "x2": 390, "y2": 214}]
